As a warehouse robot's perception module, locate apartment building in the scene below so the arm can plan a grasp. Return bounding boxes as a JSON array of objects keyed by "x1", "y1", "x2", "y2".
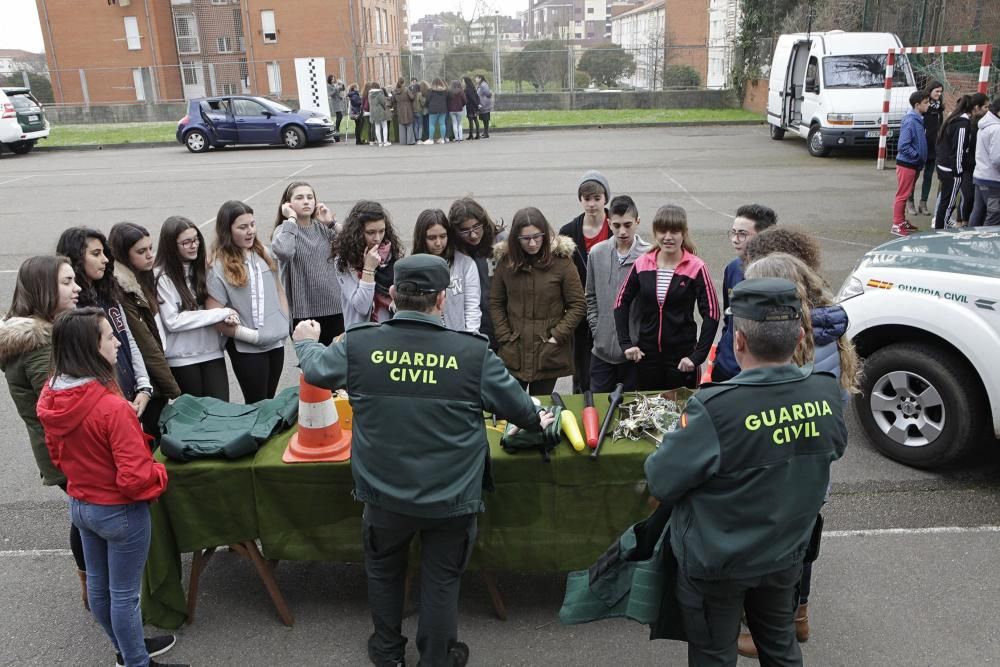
[
  {"x1": 610, "y1": 0, "x2": 664, "y2": 89},
  {"x1": 34, "y1": 0, "x2": 402, "y2": 104},
  {"x1": 527, "y1": 0, "x2": 611, "y2": 43}
]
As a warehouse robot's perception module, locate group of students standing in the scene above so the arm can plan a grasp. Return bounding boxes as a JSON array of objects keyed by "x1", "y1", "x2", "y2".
[{"x1": 345, "y1": 74, "x2": 494, "y2": 146}]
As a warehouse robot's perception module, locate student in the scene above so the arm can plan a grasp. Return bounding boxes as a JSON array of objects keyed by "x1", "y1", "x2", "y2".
[
  {"x1": 560, "y1": 170, "x2": 611, "y2": 393},
  {"x1": 393, "y1": 77, "x2": 416, "y2": 145},
  {"x1": 449, "y1": 197, "x2": 505, "y2": 349},
  {"x1": 891, "y1": 90, "x2": 931, "y2": 237},
  {"x1": 368, "y1": 82, "x2": 390, "y2": 147},
  {"x1": 490, "y1": 207, "x2": 585, "y2": 396},
  {"x1": 154, "y1": 216, "x2": 236, "y2": 400},
  {"x1": 909, "y1": 81, "x2": 945, "y2": 216},
  {"x1": 36, "y1": 308, "x2": 181, "y2": 667},
  {"x1": 425, "y1": 78, "x2": 449, "y2": 144},
  {"x1": 712, "y1": 204, "x2": 778, "y2": 382},
  {"x1": 585, "y1": 195, "x2": 649, "y2": 392},
  {"x1": 410, "y1": 79, "x2": 426, "y2": 143},
  {"x1": 970, "y1": 95, "x2": 1000, "y2": 228},
  {"x1": 327, "y1": 75, "x2": 346, "y2": 141},
  {"x1": 411, "y1": 208, "x2": 481, "y2": 332},
  {"x1": 332, "y1": 200, "x2": 404, "y2": 327},
  {"x1": 348, "y1": 83, "x2": 365, "y2": 145},
  {"x1": 56, "y1": 227, "x2": 153, "y2": 414},
  {"x1": 448, "y1": 79, "x2": 466, "y2": 141},
  {"x1": 108, "y1": 222, "x2": 182, "y2": 440},
  {"x1": 463, "y1": 76, "x2": 481, "y2": 139},
  {"x1": 934, "y1": 93, "x2": 989, "y2": 229},
  {"x1": 614, "y1": 205, "x2": 720, "y2": 391},
  {"x1": 745, "y1": 226, "x2": 823, "y2": 271},
  {"x1": 0, "y1": 256, "x2": 89, "y2": 608},
  {"x1": 271, "y1": 181, "x2": 344, "y2": 345},
  {"x1": 475, "y1": 74, "x2": 493, "y2": 138},
  {"x1": 207, "y1": 200, "x2": 289, "y2": 404}
]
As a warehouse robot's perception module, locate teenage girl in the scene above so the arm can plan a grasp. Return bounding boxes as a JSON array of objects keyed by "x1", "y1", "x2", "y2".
[
  {"x1": 56, "y1": 227, "x2": 153, "y2": 413},
  {"x1": 37, "y1": 307, "x2": 180, "y2": 667},
  {"x1": 614, "y1": 205, "x2": 720, "y2": 391},
  {"x1": 934, "y1": 93, "x2": 989, "y2": 229},
  {"x1": 207, "y1": 200, "x2": 289, "y2": 403},
  {"x1": 154, "y1": 216, "x2": 236, "y2": 400},
  {"x1": 271, "y1": 181, "x2": 344, "y2": 345},
  {"x1": 411, "y1": 208, "x2": 481, "y2": 332},
  {"x1": 449, "y1": 197, "x2": 505, "y2": 348},
  {"x1": 0, "y1": 256, "x2": 88, "y2": 608},
  {"x1": 108, "y1": 222, "x2": 182, "y2": 439},
  {"x1": 332, "y1": 200, "x2": 404, "y2": 327},
  {"x1": 490, "y1": 207, "x2": 585, "y2": 396}
]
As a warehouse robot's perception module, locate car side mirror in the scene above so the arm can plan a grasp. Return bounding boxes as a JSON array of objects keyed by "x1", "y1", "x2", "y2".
[{"x1": 263, "y1": 111, "x2": 272, "y2": 118}]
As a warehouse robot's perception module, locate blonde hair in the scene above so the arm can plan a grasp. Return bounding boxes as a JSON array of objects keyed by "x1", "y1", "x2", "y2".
[{"x1": 744, "y1": 253, "x2": 860, "y2": 393}]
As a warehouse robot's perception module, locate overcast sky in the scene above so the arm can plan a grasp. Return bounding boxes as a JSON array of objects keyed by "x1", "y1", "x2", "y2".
[{"x1": 0, "y1": 0, "x2": 525, "y2": 55}]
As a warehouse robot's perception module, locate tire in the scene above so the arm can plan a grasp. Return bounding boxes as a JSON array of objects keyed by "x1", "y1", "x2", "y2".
[
  {"x1": 807, "y1": 124, "x2": 831, "y2": 157},
  {"x1": 282, "y1": 126, "x2": 306, "y2": 149},
  {"x1": 9, "y1": 141, "x2": 34, "y2": 154},
  {"x1": 854, "y1": 342, "x2": 985, "y2": 468},
  {"x1": 184, "y1": 130, "x2": 210, "y2": 153},
  {"x1": 769, "y1": 124, "x2": 785, "y2": 140}
]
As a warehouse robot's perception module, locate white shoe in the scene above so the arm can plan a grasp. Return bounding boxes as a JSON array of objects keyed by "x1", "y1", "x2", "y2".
[
  {"x1": 383, "y1": 142, "x2": 391, "y2": 147},
  {"x1": 423, "y1": 139, "x2": 434, "y2": 145},
  {"x1": 436, "y1": 139, "x2": 445, "y2": 144}
]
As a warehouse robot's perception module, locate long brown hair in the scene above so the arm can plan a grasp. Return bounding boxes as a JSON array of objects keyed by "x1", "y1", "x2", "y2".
[
  {"x1": 212, "y1": 200, "x2": 276, "y2": 287},
  {"x1": 50, "y1": 307, "x2": 118, "y2": 388},
  {"x1": 503, "y1": 207, "x2": 553, "y2": 272},
  {"x1": 331, "y1": 200, "x2": 403, "y2": 272},
  {"x1": 651, "y1": 205, "x2": 696, "y2": 254},
  {"x1": 7, "y1": 255, "x2": 73, "y2": 322},
  {"x1": 411, "y1": 209, "x2": 455, "y2": 265},
  {"x1": 154, "y1": 216, "x2": 209, "y2": 312},
  {"x1": 448, "y1": 197, "x2": 501, "y2": 258},
  {"x1": 108, "y1": 222, "x2": 158, "y2": 315}
]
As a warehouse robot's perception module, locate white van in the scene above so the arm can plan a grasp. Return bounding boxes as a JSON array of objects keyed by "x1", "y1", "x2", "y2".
[{"x1": 766, "y1": 31, "x2": 917, "y2": 157}]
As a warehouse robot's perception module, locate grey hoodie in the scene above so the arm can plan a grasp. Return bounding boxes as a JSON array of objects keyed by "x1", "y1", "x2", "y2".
[
  {"x1": 974, "y1": 111, "x2": 1000, "y2": 186},
  {"x1": 585, "y1": 234, "x2": 650, "y2": 363}
]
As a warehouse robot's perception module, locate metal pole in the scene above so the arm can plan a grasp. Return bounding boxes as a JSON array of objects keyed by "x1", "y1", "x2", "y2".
[{"x1": 79, "y1": 69, "x2": 90, "y2": 107}]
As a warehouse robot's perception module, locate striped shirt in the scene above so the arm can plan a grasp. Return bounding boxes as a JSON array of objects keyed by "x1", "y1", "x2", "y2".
[
  {"x1": 656, "y1": 268, "x2": 674, "y2": 305},
  {"x1": 270, "y1": 219, "x2": 342, "y2": 319}
]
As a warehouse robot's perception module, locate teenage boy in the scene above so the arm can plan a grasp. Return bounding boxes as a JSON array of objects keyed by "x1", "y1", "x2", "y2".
[
  {"x1": 561, "y1": 170, "x2": 611, "y2": 393},
  {"x1": 892, "y1": 90, "x2": 931, "y2": 237},
  {"x1": 712, "y1": 204, "x2": 778, "y2": 383},
  {"x1": 586, "y1": 195, "x2": 650, "y2": 392}
]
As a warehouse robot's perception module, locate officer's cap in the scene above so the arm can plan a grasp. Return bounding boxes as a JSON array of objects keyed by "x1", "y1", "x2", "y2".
[
  {"x1": 726, "y1": 278, "x2": 802, "y2": 322},
  {"x1": 394, "y1": 254, "x2": 450, "y2": 294}
]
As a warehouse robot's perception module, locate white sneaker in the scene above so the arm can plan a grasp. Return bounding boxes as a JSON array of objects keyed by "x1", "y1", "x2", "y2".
[
  {"x1": 436, "y1": 139, "x2": 445, "y2": 144},
  {"x1": 383, "y1": 142, "x2": 391, "y2": 147},
  {"x1": 423, "y1": 139, "x2": 434, "y2": 145}
]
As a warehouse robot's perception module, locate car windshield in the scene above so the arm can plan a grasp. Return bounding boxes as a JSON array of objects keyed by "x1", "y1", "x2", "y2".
[
  {"x1": 823, "y1": 54, "x2": 913, "y2": 89},
  {"x1": 9, "y1": 94, "x2": 39, "y2": 111}
]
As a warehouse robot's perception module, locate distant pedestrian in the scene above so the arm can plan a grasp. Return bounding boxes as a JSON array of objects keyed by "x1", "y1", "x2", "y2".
[
  {"x1": 463, "y1": 76, "x2": 481, "y2": 139},
  {"x1": 476, "y1": 74, "x2": 493, "y2": 138},
  {"x1": 393, "y1": 77, "x2": 416, "y2": 145},
  {"x1": 425, "y1": 79, "x2": 449, "y2": 144},
  {"x1": 448, "y1": 79, "x2": 466, "y2": 141},
  {"x1": 348, "y1": 83, "x2": 365, "y2": 145},
  {"x1": 368, "y1": 83, "x2": 390, "y2": 147},
  {"x1": 891, "y1": 90, "x2": 930, "y2": 236},
  {"x1": 327, "y1": 75, "x2": 346, "y2": 141}
]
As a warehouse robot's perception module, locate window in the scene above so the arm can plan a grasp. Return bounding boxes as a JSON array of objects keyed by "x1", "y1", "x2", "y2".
[
  {"x1": 221, "y1": 83, "x2": 239, "y2": 95},
  {"x1": 123, "y1": 17, "x2": 141, "y2": 51},
  {"x1": 174, "y1": 14, "x2": 200, "y2": 54},
  {"x1": 266, "y1": 61, "x2": 281, "y2": 93},
  {"x1": 261, "y1": 10, "x2": 277, "y2": 43},
  {"x1": 181, "y1": 62, "x2": 200, "y2": 86},
  {"x1": 211, "y1": 0, "x2": 228, "y2": 4},
  {"x1": 217, "y1": 36, "x2": 233, "y2": 53},
  {"x1": 232, "y1": 8, "x2": 244, "y2": 36},
  {"x1": 234, "y1": 98, "x2": 269, "y2": 116},
  {"x1": 132, "y1": 68, "x2": 145, "y2": 100},
  {"x1": 822, "y1": 54, "x2": 913, "y2": 89}
]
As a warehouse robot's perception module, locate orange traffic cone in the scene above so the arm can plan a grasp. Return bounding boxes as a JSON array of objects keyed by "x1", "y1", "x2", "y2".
[
  {"x1": 283, "y1": 374, "x2": 352, "y2": 463},
  {"x1": 699, "y1": 344, "x2": 718, "y2": 386}
]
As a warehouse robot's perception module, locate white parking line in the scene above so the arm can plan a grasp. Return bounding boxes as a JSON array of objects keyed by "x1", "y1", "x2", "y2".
[
  {"x1": 2, "y1": 525, "x2": 999, "y2": 558},
  {"x1": 0, "y1": 175, "x2": 36, "y2": 187},
  {"x1": 197, "y1": 163, "x2": 313, "y2": 229}
]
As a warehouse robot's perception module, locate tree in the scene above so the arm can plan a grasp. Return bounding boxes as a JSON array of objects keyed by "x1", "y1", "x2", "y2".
[
  {"x1": 1, "y1": 72, "x2": 54, "y2": 103},
  {"x1": 663, "y1": 64, "x2": 700, "y2": 88},
  {"x1": 444, "y1": 44, "x2": 492, "y2": 81},
  {"x1": 577, "y1": 43, "x2": 636, "y2": 88},
  {"x1": 507, "y1": 39, "x2": 568, "y2": 92}
]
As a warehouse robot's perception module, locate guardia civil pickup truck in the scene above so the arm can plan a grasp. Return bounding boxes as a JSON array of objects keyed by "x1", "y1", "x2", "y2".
[{"x1": 837, "y1": 229, "x2": 1000, "y2": 468}]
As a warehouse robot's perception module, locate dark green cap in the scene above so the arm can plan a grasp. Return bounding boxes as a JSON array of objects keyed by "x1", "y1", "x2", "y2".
[
  {"x1": 726, "y1": 277, "x2": 802, "y2": 321},
  {"x1": 394, "y1": 254, "x2": 450, "y2": 294}
]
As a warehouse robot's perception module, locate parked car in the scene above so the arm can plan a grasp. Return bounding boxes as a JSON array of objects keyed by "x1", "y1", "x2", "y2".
[
  {"x1": 767, "y1": 31, "x2": 916, "y2": 157},
  {"x1": 176, "y1": 96, "x2": 334, "y2": 153},
  {"x1": 0, "y1": 86, "x2": 50, "y2": 155},
  {"x1": 838, "y1": 229, "x2": 1000, "y2": 468}
]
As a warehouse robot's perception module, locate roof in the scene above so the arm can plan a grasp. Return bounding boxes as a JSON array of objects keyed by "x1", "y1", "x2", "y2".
[
  {"x1": 612, "y1": 0, "x2": 664, "y2": 20},
  {"x1": 0, "y1": 49, "x2": 44, "y2": 59}
]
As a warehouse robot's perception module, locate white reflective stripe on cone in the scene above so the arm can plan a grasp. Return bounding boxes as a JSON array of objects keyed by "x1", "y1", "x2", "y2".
[{"x1": 299, "y1": 399, "x2": 338, "y2": 429}]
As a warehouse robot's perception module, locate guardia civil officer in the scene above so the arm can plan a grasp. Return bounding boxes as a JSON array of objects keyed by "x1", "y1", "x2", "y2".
[
  {"x1": 645, "y1": 278, "x2": 847, "y2": 667},
  {"x1": 292, "y1": 254, "x2": 554, "y2": 667}
]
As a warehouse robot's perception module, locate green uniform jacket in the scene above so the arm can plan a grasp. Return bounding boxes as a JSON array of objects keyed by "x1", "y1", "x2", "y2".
[
  {"x1": 645, "y1": 364, "x2": 847, "y2": 581},
  {"x1": 0, "y1": 317, "x2": 64, "y2": 486},
  {"x1": 295, "y1": 310, "x2": 542, "y2": 519}
]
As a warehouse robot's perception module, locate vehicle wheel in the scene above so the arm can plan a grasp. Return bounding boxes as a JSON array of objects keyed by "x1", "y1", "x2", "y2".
[
  {"x1": 10, "y1": 141, "x2": 34, "y2": 154},
  {"x1": 769, "y1": 124, "x2": 785, "y2": 140},
  {"x1": 283, "y1": 126, "x2": 306, "y2": 149},
  {"x1": 184, "y1": 130, "x2": 210, "y2": 153},
  {"x1": 807, "y1": 124, "x2": 831, "y2": 157},
  {"x1": 854, "y1": 343, "x2": 985, "y2": 468}
]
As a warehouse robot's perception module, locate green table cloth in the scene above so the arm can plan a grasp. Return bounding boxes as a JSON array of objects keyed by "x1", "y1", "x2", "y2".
[{"x1": 142, "y1": 391, "x2": 684, "y2": 629}]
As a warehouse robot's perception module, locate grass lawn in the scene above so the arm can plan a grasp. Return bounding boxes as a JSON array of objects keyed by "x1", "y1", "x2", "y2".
[{"x1": 44, "y1": 108, "x2": 760, "y2": 147}]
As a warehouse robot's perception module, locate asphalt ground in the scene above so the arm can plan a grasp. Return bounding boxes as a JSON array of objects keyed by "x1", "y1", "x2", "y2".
[{"x1": 1, "y1": 126, "x2": 999, "y2": 665}]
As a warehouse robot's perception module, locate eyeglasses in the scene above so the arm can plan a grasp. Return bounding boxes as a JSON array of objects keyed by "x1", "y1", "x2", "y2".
[
  {"x1": 457, "y1": 223, "x2": 484, "y2": 238},
  {"x1": 177, "y1": 238, "x2": 201, "y2": 248},
  {"x1": 727, "y1": 229, "x2": 750, "y2": 241},
  {"x1": 518, "y1": 233, "x2": 546, "y2": 244}
]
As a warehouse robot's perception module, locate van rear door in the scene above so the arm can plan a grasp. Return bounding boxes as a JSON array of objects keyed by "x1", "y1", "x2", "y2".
[{"x1": 769, "y1": 38, "x2": 811, "y2": 129}]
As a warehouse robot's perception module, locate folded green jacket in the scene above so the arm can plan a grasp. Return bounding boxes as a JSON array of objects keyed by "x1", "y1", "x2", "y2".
[{"x1": 158, "y1": 386, "x2": 300, "y2": 461}]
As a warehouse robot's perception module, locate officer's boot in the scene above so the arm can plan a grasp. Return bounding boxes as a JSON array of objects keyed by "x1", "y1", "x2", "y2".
[
  {"x1": 795, "y1": 603, "x2": 810, "y2": 642},
  {"x1": 736, "y1": 632, "x2": 758, "y2": 659}
]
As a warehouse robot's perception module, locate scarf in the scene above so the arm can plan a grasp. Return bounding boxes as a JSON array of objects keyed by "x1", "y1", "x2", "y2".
[{"x1": 358, "y1": 242, "x2": 395, "y2": 321}]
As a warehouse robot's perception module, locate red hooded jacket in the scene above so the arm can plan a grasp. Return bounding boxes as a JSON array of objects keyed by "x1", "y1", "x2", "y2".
[{"x1": 36, "y1": 379, "x2": 167, "y2": 505}]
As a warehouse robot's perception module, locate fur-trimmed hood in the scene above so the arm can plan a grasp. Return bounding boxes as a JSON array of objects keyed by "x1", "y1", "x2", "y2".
[
  {"x1": 492, "y1": 234, "x2": 576, "y2": 264},
  {"x1": 0, "y1": 316, "x2": 52, "y2": 366},
  {"x1": 113, "y1": 261, "x2": 150, "y2": 307}
]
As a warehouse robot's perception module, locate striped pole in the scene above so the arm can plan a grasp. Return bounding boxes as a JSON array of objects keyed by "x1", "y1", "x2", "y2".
[
  {"x1": 980, "y1": 44, "x2": 993, "y2": 95},
  {"x1": 877, "y1": 49, "x2": 895, "y2": 171}
]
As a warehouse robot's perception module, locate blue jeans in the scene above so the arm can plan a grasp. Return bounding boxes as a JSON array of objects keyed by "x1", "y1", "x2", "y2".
[
  {"x1": 71, "y1": 499, "x2": 151, "y2": 667},
  {"x1": 970, "y1": 181, "x2": 1000, "y2": 227},
  {"x1": 449, "y1": 111, "x2": 464, "y2": 140},
  {"x1": 428, "y1": 113, "x2": 447, "y2": 141}
]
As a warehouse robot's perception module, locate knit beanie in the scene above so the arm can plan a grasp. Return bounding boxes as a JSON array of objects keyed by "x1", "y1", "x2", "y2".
[{"x1": 578, "y1": 170, "x2": 611, "y2": 201}]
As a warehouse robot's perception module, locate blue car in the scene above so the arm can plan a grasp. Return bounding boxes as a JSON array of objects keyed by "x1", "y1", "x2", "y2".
[{"x1": 176, "y1": 95, "x2": 334, "y2": 152}]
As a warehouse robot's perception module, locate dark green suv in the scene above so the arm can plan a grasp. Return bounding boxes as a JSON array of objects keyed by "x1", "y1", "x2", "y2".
[{"x1": 1, "y1": 87, "x2": 50, "y2": 155}]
